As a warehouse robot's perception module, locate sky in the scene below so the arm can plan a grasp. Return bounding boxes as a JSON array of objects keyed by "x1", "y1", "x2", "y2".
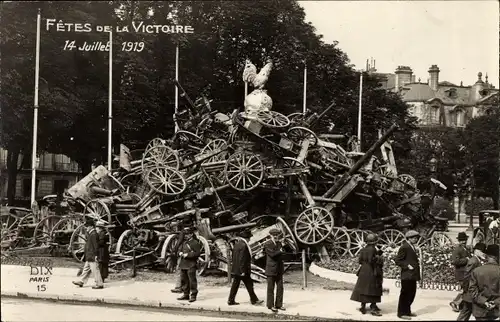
[{"x1": 299, "y1": 1, "x2": 499, "y2": 88}]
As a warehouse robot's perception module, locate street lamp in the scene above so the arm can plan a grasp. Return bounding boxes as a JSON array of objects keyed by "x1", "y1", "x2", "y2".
[{"x1": 429, "y1": 157, "x2": 438, "y2": 174}]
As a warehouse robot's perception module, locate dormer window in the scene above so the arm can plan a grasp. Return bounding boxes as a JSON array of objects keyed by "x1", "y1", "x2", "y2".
[
  {"x1": 480, "y1": 89, "x2": 489, "y2": 97},
  {"x1": 447, "y1": 88, "x2": 457, "y2": 98}
]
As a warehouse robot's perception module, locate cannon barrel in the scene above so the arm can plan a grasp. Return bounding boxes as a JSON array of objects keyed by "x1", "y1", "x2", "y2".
[
  {"x1": 323, "y1": 123, "x2": 399, "y2": 199},
  {"x1": 212, "y1": 222, "x2": 257, "y2": 234},
  {"x1": 307, "y1": 101, "x2": 336, "y2": 128},
  {"x1": 90, "y1": 186, "x2": 112, "y2": 196},
  {"x1": 173, "y1": 80, "x2": 197, "y2": 113}
]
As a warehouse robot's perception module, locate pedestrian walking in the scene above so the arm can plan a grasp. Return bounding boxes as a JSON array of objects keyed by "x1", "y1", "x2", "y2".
[
  {"x1": 95, "y1": 220, "x2": 109, "y2": 283},
  {"x1": 171, "y1": 217, "x2": 192, "y2": 293},
  {"x1": 72, "y1": 218, "x2": 103, "y2": 289},
  {"x1": 176, "y1": 227, "x2": 201, "y2": 303},
  {"x1": 227, "y1": 230, "x2": 263, "y2": 306},
  {"x1": 468, "y1": 244, "x2": 500, "y2": 321},
  {"x1": 457, "y1": 242, "x2": 486, "y2": 321},
  {"x1": 450, "y1": 232, "x2": 471, "y2": 312},
  {"x1": 350, "y1": 233, "x2": 384, "y2": 316},
  {"x1": 264, "y1": 228, "x2": 285, "y2": 313},
  {"x1": 395, "y1": 230, "x2": 421, "y2": 320}
]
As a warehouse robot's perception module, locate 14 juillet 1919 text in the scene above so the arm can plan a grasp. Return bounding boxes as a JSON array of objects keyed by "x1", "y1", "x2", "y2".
[{"x1": 63, "y1": 40, "x2": 145, "y2": 52}]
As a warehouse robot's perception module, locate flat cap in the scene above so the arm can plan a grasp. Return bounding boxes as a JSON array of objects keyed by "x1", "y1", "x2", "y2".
[{"x1": 269, "y1": 228, "x2": 281, "y2": 236}]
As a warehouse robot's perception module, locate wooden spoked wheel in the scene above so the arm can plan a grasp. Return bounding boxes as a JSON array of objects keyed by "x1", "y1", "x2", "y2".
[
  {"x1": 120, "y1": 174, "x2": 152, "y2": 198},
  {"x1": 287, "y1": 126, "x2": 318, "y2": 146},
  {"x1": 50, "y1": 215, "x2": 86, "y2": 246},
  {"x1": 173, "y1": 130, "x2": 204, "y2": 148},
  {"x1": 430, "y1": 232, "x2": 453, "y2": 248},
  {"x1": 196, "y1": 235, "x2": 210, "y2": 276},
  {"x1": 32, "y1": 215, "x2": 62, "y2": 245},
  {"x1": 141, "y1": 145, "x2": 180, "y2": 172},
  {"x1": 293, "y1": 207, "x2": 334, "y2": 245},
  {"x1": 256, "y1": 110, "x2": 290, "y2": 128},
  {"x1": 323, "y1": 227, "x2": 351, "y2": 258},
  {"x1": 379, "y1": 229, "x2": 406, "y2": 249},
  {"x1": 224, "y1": 151, "x2": 264, "y2": 192},
  {"x1": 287, "y1": 112, "x2": 305, "y2": 125},
  {"x1": 397, "y1": 174, "x2": 417, "y2": 189},
  {"x1": 145, "y1": 138, "x2": 167, "y2": 151},
  {"x1": 84, "y1": 199, "x2": 112, "y2": 223},
  {"x1": 200, "y1": 139, "x2": 228, "y2": 164},
  {"x1": 276, "y1": 217, "x2": 299, "y2": 252},
  {"x1": 348, "y1": 229, "x2": 372, "y2": 256},
  {"x1": 160, "y1": 234, "x2": 180, "y2": 272},
  {"x1": 69, "y1": 223, "x2": 112, "y2": 262},
  {"x1": 144, "y1": 166, "x2": 187, "y2": 196},
  {"x1": 1, "y1": 214, "x2": 19, "y2": 246}
]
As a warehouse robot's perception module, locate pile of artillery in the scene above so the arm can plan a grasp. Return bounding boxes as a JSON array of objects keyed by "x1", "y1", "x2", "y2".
[{"x1": 1, "y1": 61, "x2": 453, "y2": 281}]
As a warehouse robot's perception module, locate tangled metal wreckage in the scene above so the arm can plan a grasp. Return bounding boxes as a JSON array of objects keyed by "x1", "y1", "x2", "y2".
[{"x1": 1, "y1": 59, "x2": 453, "y2": 280}]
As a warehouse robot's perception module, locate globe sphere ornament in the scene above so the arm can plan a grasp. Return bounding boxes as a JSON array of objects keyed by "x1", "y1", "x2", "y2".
[{"x1": 244, "y1": 89, "x2": 273, "y2": 117}]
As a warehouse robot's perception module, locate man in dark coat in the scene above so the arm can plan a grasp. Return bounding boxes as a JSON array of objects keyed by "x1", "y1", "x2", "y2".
[
  {"x1": 227, "y1": 230, "x2": 263, "y2": 306},
  {"x1": 95, "y1": 221, "x2": 110, "y2": 282},
  {"x1": 450, "y1": 232, "x2": 471, "y2": 312},
  {"x1": 457, "y1": 242, "x2": 486, "y2": 321},
  {"x1": 468, "y1": 244, "x2": 500, "y2": 321},
  {"x1": 72, "y1": 218, "x2": 103, "y2": 289},
  {"x1": 394, "y1": 230, "x2": 421, "y2": 320},
  {"x1": 264, "y1": 228, "x2": 285, "y2": 313},
  {"x1": 177, "y1": 227, "x2": 201, "y2": 302},
  {"x1": 350, "y1": 233, "x2": 384, "y2": 316},
  {"x1": 171, "y1": 217, "x2": 192, "y2": 293}
]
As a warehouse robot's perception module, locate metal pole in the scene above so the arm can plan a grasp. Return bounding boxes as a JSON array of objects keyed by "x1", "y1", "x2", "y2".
[
  {"x1": 174, "y1": 45, "x2": 179, "y2": 133},
  {"x1": 30, "y1": 9, "x2": 41, "y2": 205},
  {"x1": 302, "y1": 62, "x2": 307, "y2": 114},
  {"x1": 301, "y1": 248, "x2": 307, "y2": 289},
  {"x1": 357, "y1": 71, "x2": 363, "y2": 150},
  {"x1": 244, "y1": 82, "x2": 248, "y2": 100},
  {"x1": 107, "y1": 31, "x2": 113, "y2": 171}
]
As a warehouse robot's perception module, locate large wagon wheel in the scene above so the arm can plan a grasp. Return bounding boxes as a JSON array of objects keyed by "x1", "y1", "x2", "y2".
[
  {"x1": 224, "y1": 151, "x2": 264, "y2": 192},
  {"x1": 276, "y1": 217, "x2": 299, "y2": 252},
  {"x1": 196, "y1": 235, "x2": 210, "y2": 276},
  {"x1": 50, "y1": 215, "x2": 86, "y2": 246},
  {"x1": 323, "y1": 227, "x2": 351, "y2": 258},
  {"x1": 288, "y1": 112, "x2": 305, "y2": 125},
  {"x1": 160, "y1": 233, "x2": 179, "y2": 272},
  {"x1": 256, "y1": 110, "x2": 290, "y2": 128},
  {"x1": 348, "y1": 229, "x2": 373, "y2": 256},
  {"x1": 397, "y1": 174, "x2": 417, "y2": 189},
  {"x1": 145, "y1": 138, "x2": 167, "y2": 152},
  {"x1": 287, "y1": 126, "x2": 318, "y2": 146},
  {"x1": 32, "y1": 215, "x2": 62, "y2": 245},
  {"x1": 144, "y1": 166, "x2": 187, "y2": 196},
  {"x1": 200, "y1": 139, "x2": 228, "y2": 164},
  {"x1": 84, "y1": 199, "x2": 112, "y2": 223},
  {"x1": 69, "y1": 223, "x2": 112, "y2": 262},
  {"x1": 430, "y1": 232, "x2": 453, "y2": 248},
  {"x1": 293, "y1": 207, "x2": 334, "y2": 245},
  {"x1": 1, "y1": 214, "x2": 20, "y2": 246},
  {"x1": 379, "y1": 229, "x2": 406, "y2": 249},
  {"x1": 141, "y1": 145, "x2": 180, "y2": 172}
]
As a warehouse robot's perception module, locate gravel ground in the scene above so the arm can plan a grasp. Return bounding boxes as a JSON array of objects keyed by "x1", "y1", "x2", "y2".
[{"x1": 1, "y1": 255, "x2": 355, "y2": 291}]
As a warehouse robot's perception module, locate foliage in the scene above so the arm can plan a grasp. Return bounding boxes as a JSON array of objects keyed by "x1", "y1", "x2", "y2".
[
  {"x1": 432, "y1": 197, "x2": 456, "y2": 220},
  {"x1": 464, "y1": 198, "x2": 495, "y2": 216}
]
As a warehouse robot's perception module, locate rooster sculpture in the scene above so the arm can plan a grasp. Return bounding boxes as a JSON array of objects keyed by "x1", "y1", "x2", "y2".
[{"x1": 242, "y1": 59, "x2": 273, "y2": 89}]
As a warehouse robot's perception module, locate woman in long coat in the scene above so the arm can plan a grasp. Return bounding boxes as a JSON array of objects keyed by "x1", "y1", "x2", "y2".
[
  {"x1": 95, "y1": 221, "x2": 110, "y2": 282},
  {"x1": 350, "y1": 233, "x2": 384, "y2": 316}
]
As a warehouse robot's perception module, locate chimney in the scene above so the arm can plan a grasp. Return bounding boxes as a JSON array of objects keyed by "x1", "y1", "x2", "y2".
[
  {"x1": 428, "y1": 65, "x2": 440, "y2": 91},
  {"x1": 394, "y1": 66, "x2": 413, "y2": 91},
  {"x1": 411, "y1": 75, "x2": 416, "y2": 83}
]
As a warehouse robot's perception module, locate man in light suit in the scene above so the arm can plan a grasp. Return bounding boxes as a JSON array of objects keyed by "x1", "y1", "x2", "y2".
[{"x1": 394, "y1": 230, "x2": 421, "y2": 320}]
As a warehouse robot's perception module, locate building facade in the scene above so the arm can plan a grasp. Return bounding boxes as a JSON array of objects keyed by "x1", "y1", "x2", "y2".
[
  {"x1": 0, "y1": 148, "x2": 81, "y2": 205},
  {"x1": 367, "y1": 61, "x2": 498, "y2": 127}
]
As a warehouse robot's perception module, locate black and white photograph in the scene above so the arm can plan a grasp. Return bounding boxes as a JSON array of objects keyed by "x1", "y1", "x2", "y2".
[{"x1": 1, "y1": 1, "x2": 499, "y2": 321}]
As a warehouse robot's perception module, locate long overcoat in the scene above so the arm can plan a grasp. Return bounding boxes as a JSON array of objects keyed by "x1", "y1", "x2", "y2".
[
  {"x1": 231, "y1": 239, "x2": 251, "y2": 276},
  {"x1": 351, "y1": 245, "x2": 384, "y2": 297},
  {"x1": 468, "y1": 262, "x2": 500, "y2": 319},
  {"x1": 451, "y1": 244, "x2": 470, "y2": 281}
]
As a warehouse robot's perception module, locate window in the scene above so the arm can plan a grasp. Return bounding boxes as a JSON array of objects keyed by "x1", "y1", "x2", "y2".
[
  {"x1": 448, "y1": 89, "x2": 457, "y2": 98},
  {"x1": 53, "y1": 179, "x2": 69, "y2": 194},
  {"x1": 22, "y1": 179, "x2": 40, "y2": 198},
  {"x1": 430, "y1": 106, "x2": 440, "y2": 124},
  {"x1": 455, "y1": 110, "x2": 465, "y2": 127},
  {"x1": 54, "y1": 154, "x2": 71, "y2": 171}
]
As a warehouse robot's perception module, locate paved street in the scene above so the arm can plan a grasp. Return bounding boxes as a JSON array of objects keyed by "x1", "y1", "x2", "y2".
[{"x1": 1, "y1": 298, "x2": 247, "y2": 321}]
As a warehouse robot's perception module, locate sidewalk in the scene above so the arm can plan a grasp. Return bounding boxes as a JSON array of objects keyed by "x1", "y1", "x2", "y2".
[{"x1": 1, "y1": 265, "x2": 458, "y2": 321}]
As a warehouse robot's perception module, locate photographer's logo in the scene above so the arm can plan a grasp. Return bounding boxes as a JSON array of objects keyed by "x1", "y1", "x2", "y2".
[{"x1": 25, "y1": 260, "x2": 53, "y2": 292}]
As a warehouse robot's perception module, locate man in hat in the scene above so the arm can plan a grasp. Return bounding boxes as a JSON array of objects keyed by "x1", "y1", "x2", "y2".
[
  {"x1": 457, "y1": 242, "x2": 487, "y2": 321},
  {"x1": 95, "y1": 220, "x2": 109, "y2": 283},
  {"x1": 72, "y1": 218, "x2": 103, "y2": 289},
  {"x1": 468, "y1": 244, "x2": 500, "y2": 320},
  {"x1": 450, "y1": 232, "x2": 471, "y2": 312},
  {"x1": 227, "y1": 230, "x2": 263, "y2": 306},
  {"x1": 264, "y1": 228, "x2": 285, "y2": 313},
  {"x1": 394, "y1": 230, "x2": 421, "y2": 320},
  {"x1": 177, "y1": 226, "x2": 201, "y2": 303},
  {"x1": 171, "y1": 217, "x2": 193, "y2": 293}
]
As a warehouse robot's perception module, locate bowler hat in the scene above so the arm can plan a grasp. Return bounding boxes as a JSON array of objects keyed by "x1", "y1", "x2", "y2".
[
  {"x1": 405, "y1": 230, "x2": 420, "y2": 239},
  {"x1": 473, "y1": 242, "x2": 487, "y2": 252},
  {"x1": 269, "y1": 228, "x2": 281, "y2": 236},
  {"x1": 485, "y1": 244, "x2": 499, "y2": 258},
  {"x1": 366, "y1": 233, "x2": 378, "y2": 244},
  {"x1": 457, "y1": 232, "x2": 469, "y2": 241},
  {"x1": 239, "y1": 230, "x2": 252, "y2": 239}
]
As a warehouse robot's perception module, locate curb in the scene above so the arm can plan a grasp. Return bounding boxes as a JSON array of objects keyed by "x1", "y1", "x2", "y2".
[{"x1": 1, "y1": 291, "x2": 345, "y2": 321}]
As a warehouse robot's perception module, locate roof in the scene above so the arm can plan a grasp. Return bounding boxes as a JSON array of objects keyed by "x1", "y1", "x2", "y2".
[
  {"x1": 477, "y1": 91, "x2": 499, "y2": 105},
  {"x1": 400, "y1": 83, "x2": 435, "y2": 101},
  {"x1": 370, "y1": 73, "x2": 396, "y2": 90}
]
